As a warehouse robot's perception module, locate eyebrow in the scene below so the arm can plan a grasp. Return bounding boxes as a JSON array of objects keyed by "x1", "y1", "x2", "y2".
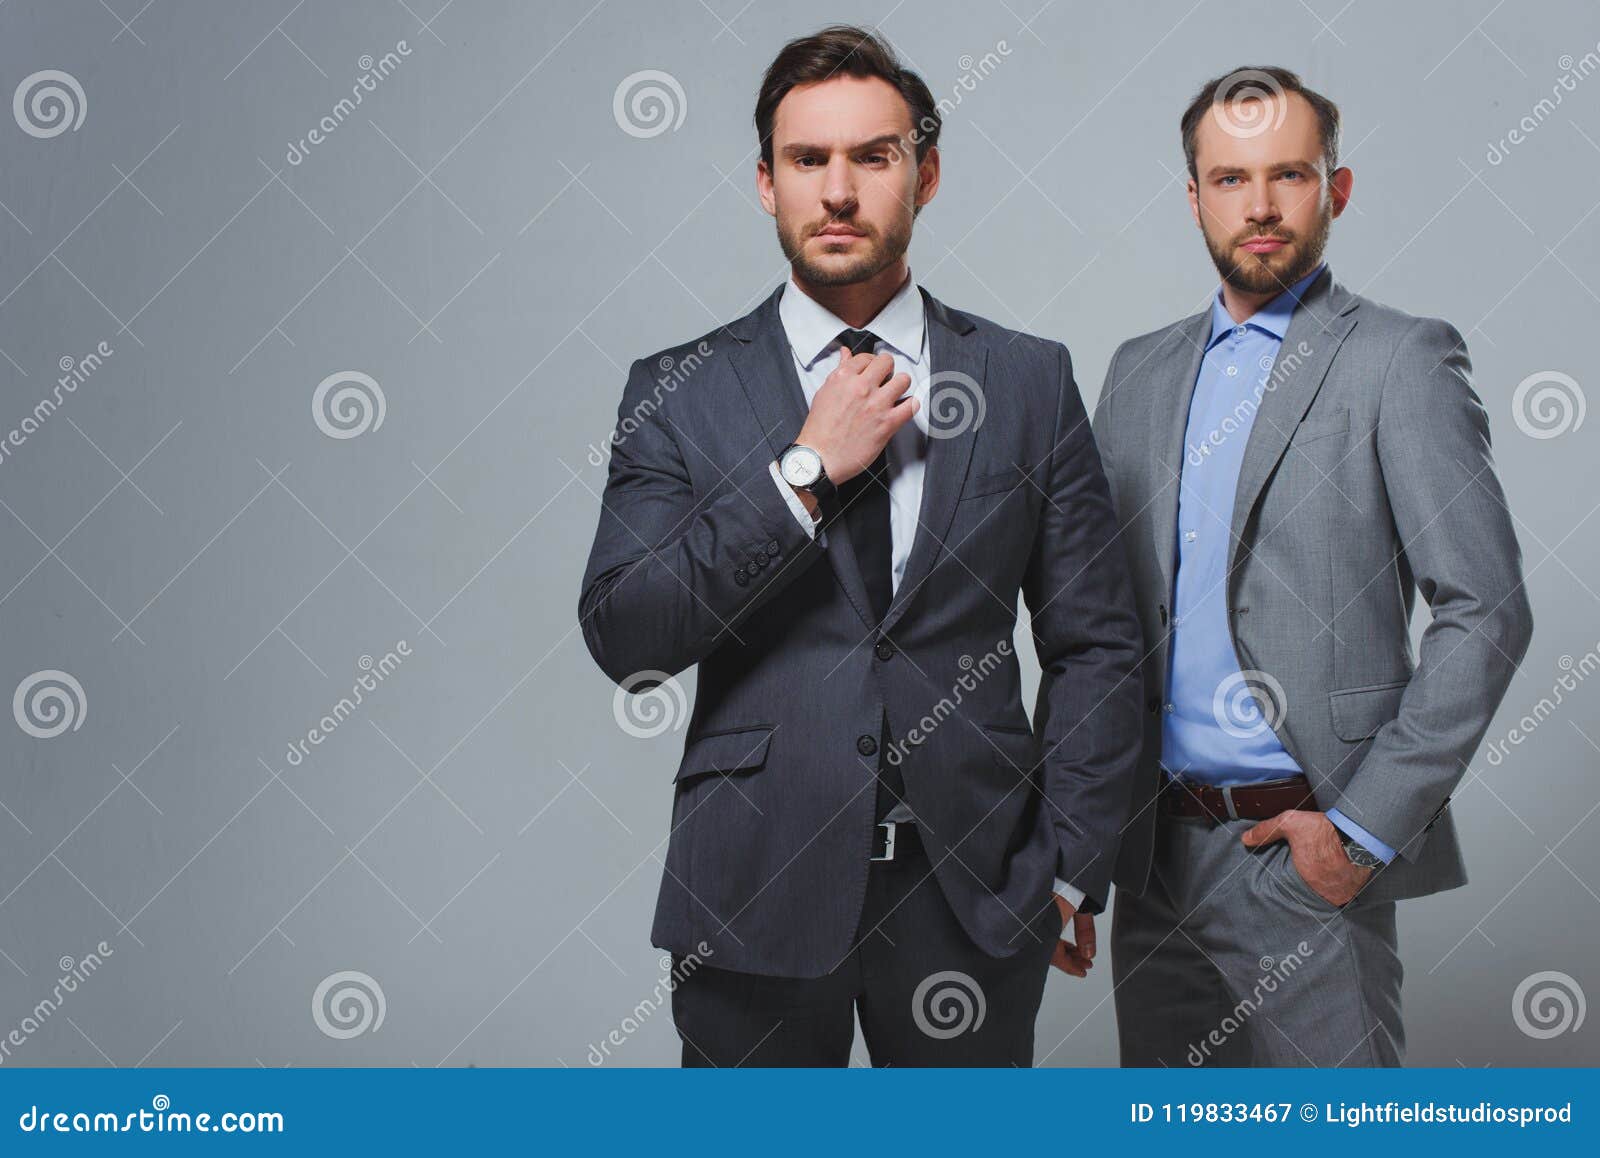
[{"x1": 779, "y1": 133, "x2": 906, "y2": 159}]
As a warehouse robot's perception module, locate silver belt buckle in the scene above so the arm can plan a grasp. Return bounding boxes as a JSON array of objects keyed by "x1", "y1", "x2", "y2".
[{"x1": 871, "y1": 821, "x2": 897, "y2": 861}]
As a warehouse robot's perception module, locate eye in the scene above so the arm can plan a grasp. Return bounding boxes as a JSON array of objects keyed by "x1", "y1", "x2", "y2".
[
  {"x1": 1279, "y1": 169, "x2": 1304, "y2": 181},
  {"x1": 1218, "y1": 175, "x2": 1241, "y2": 187},
  {"x1": 796, "y1": 155, "x2": 822, "y2": 168},
  {"x1": 860, "y1": 153, "x2": 889, "y2": 165}
]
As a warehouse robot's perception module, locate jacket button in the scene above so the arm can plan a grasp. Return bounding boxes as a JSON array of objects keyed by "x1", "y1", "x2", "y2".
[
  {"x1": 767, "y1": 539, "x2": 781, "y2": 556},
  {"x1": 856, "y1": 734, "x2": 878, "y2": 756},
  {"x1": 751, "y1": 555, "x2": 766, "y2": 571},
  {"x1": 734, "y1": 569, "x2": 749, "y2": 586},
  {"x1": 875, "y1": 640, "x2": 894, "y2": 661}
]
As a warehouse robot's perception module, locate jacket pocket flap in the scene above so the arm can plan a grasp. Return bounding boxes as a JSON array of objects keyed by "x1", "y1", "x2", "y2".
[
  {"x1": 674, "y1": 725, "x2": 776, "y2": 782},
  {"x1": 1291, "y1": 409, "x2": 1350, "y2": 445},
  {"x1": 1329, "y1": 679, "x2": 1408, "y2": 741},
  {"x1": 959, "y1": 466, "x2": 1026, "y2": 500}
]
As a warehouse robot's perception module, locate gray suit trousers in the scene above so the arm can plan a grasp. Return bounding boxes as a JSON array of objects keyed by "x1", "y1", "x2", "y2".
[{"x1": 1111, "y1": 813, "x2": 1404, "y2": 1067}]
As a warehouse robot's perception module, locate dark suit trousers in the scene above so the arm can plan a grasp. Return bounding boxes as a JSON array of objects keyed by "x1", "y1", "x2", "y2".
[{"x1": 670, "y1": 833, "x2": 1061, "y2": 1067}]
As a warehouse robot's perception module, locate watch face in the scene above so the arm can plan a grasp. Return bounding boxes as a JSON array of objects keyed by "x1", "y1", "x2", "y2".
[{"x1": 781, "y1": 445, "x2": 822, "y2": 487}]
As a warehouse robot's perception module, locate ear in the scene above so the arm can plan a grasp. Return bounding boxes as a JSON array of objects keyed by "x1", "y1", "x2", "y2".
[
  {"x1": 756, "y1": 158, "x2": 778, "y2": 217},
  {"x1": 914, "y1": 144, "x2": 941, "y2": 209},
  {"x1": 1186, "y1": 177, "x2": 1202, "y2": 230},
  {"x1": 1328, "y1": 166, "x2": 1353, "y2": 219}
]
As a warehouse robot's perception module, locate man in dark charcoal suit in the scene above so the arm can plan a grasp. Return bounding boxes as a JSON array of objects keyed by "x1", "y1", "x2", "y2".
[{"x1": 578, "y1": 26, "x2": 1143, "y2": 1066}]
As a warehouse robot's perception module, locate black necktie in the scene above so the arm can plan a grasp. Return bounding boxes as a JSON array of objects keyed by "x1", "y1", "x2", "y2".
[
  {"x1": 834, "y1": 329, "x2": 904, "y2": 823},
  {"x1": 834, "y1": 329, "x2": 893, "y2": 625}
]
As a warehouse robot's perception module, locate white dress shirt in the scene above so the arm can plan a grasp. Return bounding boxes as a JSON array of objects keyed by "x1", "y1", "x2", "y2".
[{"x1": 766, "y1": 272, "x2": 1085, "y2": 922}]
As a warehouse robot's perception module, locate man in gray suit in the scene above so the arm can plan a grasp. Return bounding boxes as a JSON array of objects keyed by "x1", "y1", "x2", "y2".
[
  {"x1": 1094, "y1": 66, "x2": 1533, "y2": 1067},
  {"x1": 579, "y1": 26, "x2": 1143, "y2": 1066}
]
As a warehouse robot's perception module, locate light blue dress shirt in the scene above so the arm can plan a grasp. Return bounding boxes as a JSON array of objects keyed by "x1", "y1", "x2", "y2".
[{"x1": 1161, "y1": 264, "x2": 1395, "y2": 862}]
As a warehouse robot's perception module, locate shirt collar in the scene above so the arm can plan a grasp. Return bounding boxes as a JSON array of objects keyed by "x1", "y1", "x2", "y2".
[
  {"x1": 1207, "y1": 262, "x2": 1326, "y2": 348},
  {"x1": 778, "y1": 270, "x2": 926, "y2": 369}
]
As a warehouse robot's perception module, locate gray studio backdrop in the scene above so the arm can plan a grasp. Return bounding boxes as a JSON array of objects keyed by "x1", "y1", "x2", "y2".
[{"x1": 0, "y1": 0, "x2": 1595, "y2": 1067}]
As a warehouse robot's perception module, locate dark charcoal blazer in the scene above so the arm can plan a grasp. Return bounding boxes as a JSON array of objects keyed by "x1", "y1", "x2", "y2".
[{"x1": 580, "y1": 284, "x2": 1143, "y2": 978}]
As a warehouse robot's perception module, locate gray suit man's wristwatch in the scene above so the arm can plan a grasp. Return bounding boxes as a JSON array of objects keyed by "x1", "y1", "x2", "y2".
[{"x1": 1339, "y1": 833, "x2": 1384, "y2": 869}]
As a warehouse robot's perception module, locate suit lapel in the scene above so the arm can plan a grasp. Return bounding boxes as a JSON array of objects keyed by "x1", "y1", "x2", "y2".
[
  {"x1": 877, "y1": 289, "x2": 982, "y2": 639},
  {"x1": 1226, "y1": 271, "x2": 1359, "y2": 570},
  {"x1": 1151, "y1": 310, "x2": 1213, "y2": 601},
  {"x1": 728, "y1": 286, "x2": 879, "y2": 632}
]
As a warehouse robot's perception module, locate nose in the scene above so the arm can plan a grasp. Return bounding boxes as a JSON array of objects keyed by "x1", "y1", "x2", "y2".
[
  {"x1": 1244, "y1": 179, "x2": 1280, "y2": 228},
  {"x1": 819, "y1": 154, "x2": 857, "y2": 218}
]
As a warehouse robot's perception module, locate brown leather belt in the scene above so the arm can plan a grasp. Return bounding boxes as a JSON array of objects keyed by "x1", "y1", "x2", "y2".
[{"x1": 1159, "y1": 774, "x2": 1318, "y2": 822}]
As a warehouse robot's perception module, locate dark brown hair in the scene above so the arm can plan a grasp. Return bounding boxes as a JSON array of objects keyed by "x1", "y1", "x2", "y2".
[
  {"x1": 754, "y1": 24, "x2": 940, "y2": 169},
  {"x1": 1180, "y1": 66, "x2": 1340, "y2": 180}
]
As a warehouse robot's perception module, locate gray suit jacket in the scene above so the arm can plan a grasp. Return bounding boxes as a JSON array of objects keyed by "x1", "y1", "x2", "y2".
[
  {"x1": 579, "y1": 284, "x2": 1144, "y2": 978},
  {"x1": 1094, "y1": 267, "x2": 1533, "y2": 903}
]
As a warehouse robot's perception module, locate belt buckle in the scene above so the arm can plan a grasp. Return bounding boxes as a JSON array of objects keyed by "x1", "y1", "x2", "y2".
[
  {"x1": 871, "y1": 821, "x2": 897, "y2": 861},
  {"x1": 1220, "y1": 784, "x2": 1239, "y2": 821}
]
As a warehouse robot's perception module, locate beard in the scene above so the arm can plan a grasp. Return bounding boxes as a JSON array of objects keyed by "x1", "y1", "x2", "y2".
[
  {"x1": 777, "y1": 208, "x2": 913, "y2": 287},
  {"x1": 1203, "y1": 202, "x2": 1332, "y2": 296}
]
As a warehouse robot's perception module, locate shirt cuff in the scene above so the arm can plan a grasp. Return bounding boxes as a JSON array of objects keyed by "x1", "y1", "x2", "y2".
[
  {"x1": 769, "y1": 459, "x2": 820, "y2": 539},
  {"x1": 1052, "y1": 878, "x2": 1086, "y2": 935},
  {"x1": 1326, "y1": 807, "x2": 1397, "y2": 864}
]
